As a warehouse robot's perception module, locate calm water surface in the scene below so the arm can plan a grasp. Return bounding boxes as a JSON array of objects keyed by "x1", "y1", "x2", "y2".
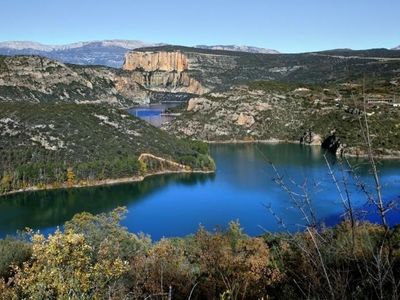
[
  {"x1": 127, "y1": 103, "x2": 179, "y2": 127},
  {"x1": 1, "y1": 143, "x2": 399, "y2": 240}
]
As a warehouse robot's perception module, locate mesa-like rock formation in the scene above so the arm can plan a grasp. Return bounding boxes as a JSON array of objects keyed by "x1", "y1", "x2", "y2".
[
  {"x1": 123, "y1": 50, "x2": 208, "y2": 95},
  {"x1": 124, "y1": 51, "x2": 189, "y2": 72}
]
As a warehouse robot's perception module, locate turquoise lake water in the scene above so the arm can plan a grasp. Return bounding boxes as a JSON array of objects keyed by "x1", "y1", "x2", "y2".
[{"x1": 1, "y1": 142, "x2": 399, "y2": 240}]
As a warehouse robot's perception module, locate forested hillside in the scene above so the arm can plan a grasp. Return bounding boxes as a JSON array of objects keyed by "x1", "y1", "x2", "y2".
[{"x1": 0, "y1": 103, "x2": 215, "y2": 194}]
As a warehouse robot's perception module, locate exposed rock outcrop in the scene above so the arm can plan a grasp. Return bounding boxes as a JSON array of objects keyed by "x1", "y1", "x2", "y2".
[
  {"x1": 237, "y1": 113, "x2": 255, "y2": 127},
  {"x1": 124, "y1": 51, "x2": 189, "y2": 72},
  {"x1": 300, "y1": 130, "x2": 322, "y2": 145},
  {"x1": 0, "y1": 55, "x2": 145, "y2": 106},
  {"x1": 123, "y1": 50, "x2": 208, "y2": 95}
]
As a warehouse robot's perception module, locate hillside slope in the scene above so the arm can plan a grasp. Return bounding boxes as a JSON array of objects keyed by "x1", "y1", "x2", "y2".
[
  {"x1": 162, "y1": 81, "x2": 400, "y2": 156},
  {"x1": 0, "y1": 103, "x2": 215, "y2": 194},
  {"x1": 0, "y1": 55, "x2": 141, "y2": 105},
  {"x1": 0, "y1": 54, "x2": 199, "y2": 104}
]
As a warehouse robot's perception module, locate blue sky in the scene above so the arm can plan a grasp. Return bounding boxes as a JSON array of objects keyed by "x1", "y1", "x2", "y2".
[{"x1": 1, "y1": 0, "x2": 399, "y2": 53}]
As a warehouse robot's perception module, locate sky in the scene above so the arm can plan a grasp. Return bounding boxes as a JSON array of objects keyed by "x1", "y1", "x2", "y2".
[{"x1": 1, "y1": 0, "x2": 399, "y2": 53}]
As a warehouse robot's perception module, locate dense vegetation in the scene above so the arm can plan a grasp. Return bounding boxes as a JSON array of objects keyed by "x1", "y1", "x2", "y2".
[
  {"x1": 0, "y1": 102, "x2": 215, "y2": 194},
  {"x1": 0, "y1": 205, "x2": 399, "y2": 299}
]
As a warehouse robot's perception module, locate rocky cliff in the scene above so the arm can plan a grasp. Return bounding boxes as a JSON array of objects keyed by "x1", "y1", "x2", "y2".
[
  {"x1": 124, "y1": 51, "x2": 189, "y2": 72},
  {"x1": 123, "y1": 50, "x2": 209, "y2": 95}
]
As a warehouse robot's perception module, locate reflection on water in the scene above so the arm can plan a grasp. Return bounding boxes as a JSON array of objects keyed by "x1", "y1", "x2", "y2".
[
  {"x1": 0, "y1": 143, "x2": 399, "y2": 240},
  {"x1": 0, "y1": 172, "x2": 215, "y2": 238}
]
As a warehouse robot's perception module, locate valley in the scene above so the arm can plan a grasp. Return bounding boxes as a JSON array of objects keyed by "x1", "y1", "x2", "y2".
[
  {"x1": 1, "y1": 40, "x2": 400, "y2": 300},
  {"x1": 1, "y1": 45, "x2": 400, "y2": 195}
]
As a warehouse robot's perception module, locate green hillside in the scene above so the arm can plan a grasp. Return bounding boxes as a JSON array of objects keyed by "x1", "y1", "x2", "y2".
[{"x1": 0, "y1": 103, "x2": 215, "y2": 194}]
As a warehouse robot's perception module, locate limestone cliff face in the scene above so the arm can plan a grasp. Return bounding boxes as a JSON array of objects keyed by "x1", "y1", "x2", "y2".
[
  {"x1": 124, "y1": 51, "x2": 189, "y2": 72},
  {"x1": 123, "y1": 50, "x2": 208, "y2": 95}
]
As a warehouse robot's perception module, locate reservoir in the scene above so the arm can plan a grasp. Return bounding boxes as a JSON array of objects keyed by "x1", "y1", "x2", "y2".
[{"x1": 1, "y1": 143, "x2": 399, "y2": 241}]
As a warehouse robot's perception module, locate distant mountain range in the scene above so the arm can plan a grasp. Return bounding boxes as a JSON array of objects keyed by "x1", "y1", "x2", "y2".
[
  {"x1": 194, "y1": 45, "x2": 279, "y2": 54},
  {"x1": 0, "y1": 40, "x2": 163, "y2": 52},
  {"x1": 0, "y1": 40, "x2": 280, "y2": 68},
  {"x1": 1, "y1": 39, "x2": 399, "y2": 68},
  {"x1": 0, "y1": 40, "x2": 167, "y2": 68}
]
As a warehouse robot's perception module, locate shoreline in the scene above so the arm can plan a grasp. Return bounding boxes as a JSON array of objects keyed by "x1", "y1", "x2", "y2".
[
  {"x1": 206, "y1": 139, "x2": 400, "y2": 159},
  {"x1": 206, "y1": 138, "x2": 286, "y2": 144},
  {"x1": 1, "y1": 168, "x2": 214, "y2": 198},
  {"x1": 2, "y1": 141, "x2": 399, "y2": 197}
]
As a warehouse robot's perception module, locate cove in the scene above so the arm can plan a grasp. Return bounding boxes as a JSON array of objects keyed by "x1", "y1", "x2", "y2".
[{"x1": 0, "y1": 143, "x2": 399, "y2": 241}]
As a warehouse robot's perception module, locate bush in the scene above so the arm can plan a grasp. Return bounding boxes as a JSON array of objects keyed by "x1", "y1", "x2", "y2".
[{"x1": 0, "y1": 234, "x2": 32, "y2": 279}]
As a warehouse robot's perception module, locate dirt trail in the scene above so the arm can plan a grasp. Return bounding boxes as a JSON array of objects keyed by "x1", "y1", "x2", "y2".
[{"x1": 138, "y1": 153, "x2": 187, "y2": 169}]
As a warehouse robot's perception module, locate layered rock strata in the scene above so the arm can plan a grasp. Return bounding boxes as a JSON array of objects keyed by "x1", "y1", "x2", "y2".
[{"x1": 123, "y1": 50, "x2": 207, "y2": 95}]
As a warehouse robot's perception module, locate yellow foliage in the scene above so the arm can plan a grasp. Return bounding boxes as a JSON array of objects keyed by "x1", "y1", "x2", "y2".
[
  {"x1": 1, "y1": 174, "x2": 12, "y2": 185},
  {"x1": 11, "y1": 229, "x2": 129, "y2": 299},
  {"x1": 51, "y1": 181, "x2": 60, "y2": 188},
  {"x1": 67, "y1": 167, "x2": 75, "y2": 187},
  {"x1": 244, "y1": 135, "x2": 256, "y2": 141},
  {"x1": 139, "y1": 160, "x2": 147, "y2": 176},
  {"x1": 0, "y1": 278, "x2": 18, "y2": 300}
]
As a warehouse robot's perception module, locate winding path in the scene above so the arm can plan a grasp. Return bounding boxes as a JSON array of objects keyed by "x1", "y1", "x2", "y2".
[{"x1": 138, "y1": 153, "x2": 187, "y2": 170}]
